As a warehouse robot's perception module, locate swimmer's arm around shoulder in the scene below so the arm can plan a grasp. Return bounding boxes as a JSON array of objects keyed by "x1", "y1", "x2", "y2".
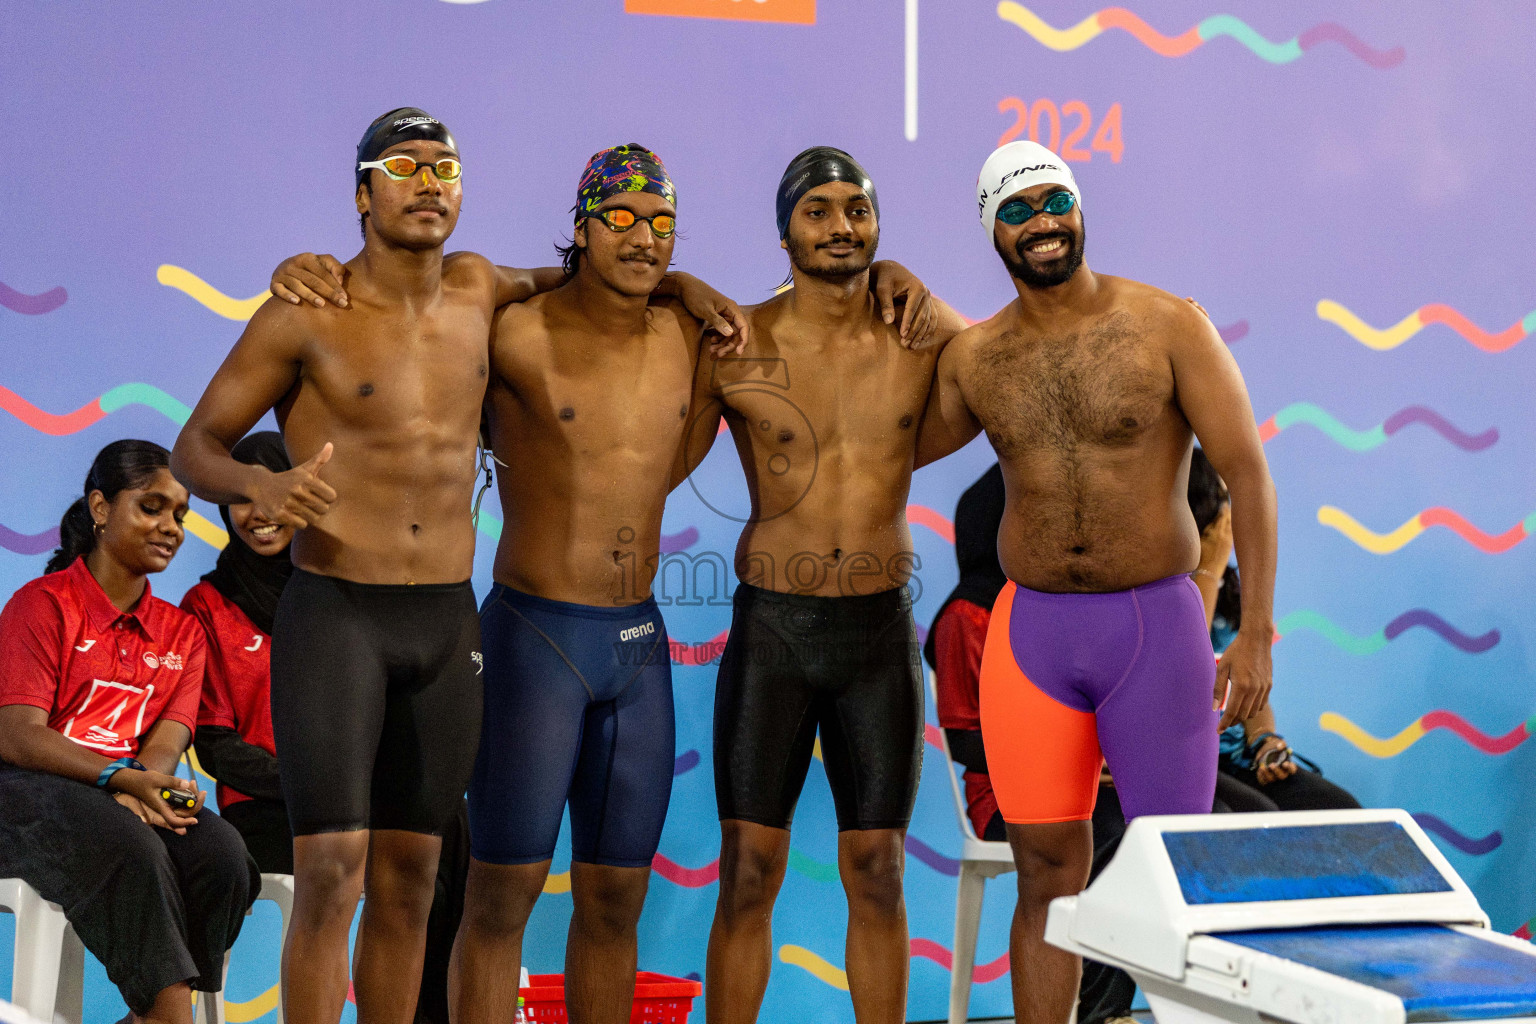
[
  {"x1": 656, "y1": 272, "x2": 749, "y2": 354},
  {"x1": 172, "y1": 300, "x2": 331, "y2": 521},
  {"x1": 1168, "y1": 300, "x2": 1276, "y2": 728},
  {"x1": 487, "y1": 262, "x2": 566, "y2": 308},
  {"x1": 869, "y1": 260, "x2": 938, "y2": 346},
  {"x1": 914, "y1": 330, "x2": 984, "y2": 469},
  {"x1": 270, "y1": 252, "x2": 349, "y2": 309}
]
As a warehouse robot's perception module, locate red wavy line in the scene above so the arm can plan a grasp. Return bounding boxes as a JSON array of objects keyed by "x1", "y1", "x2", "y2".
[
  {"x1": 909, "y1": 938, "x2": 1011, "y2": 983},
  {"x1": 671, "y1": 628, "x2": 729, "y2": 666},
  {"x1": 1257, "y1": 417, "x2": 1278, "y2": 443},
  {"x1": 1418, "y1": 507, "x2": 1528, "y2": 553},
  {"x1": 652, "y1": 853, "x2": 720, "y2": 887},
  {"x1": 0, "y1": 387, "x2": 105, "y2": 436},
  {"x1": 924, "y1": 723, "x2": 944, "y2": 749},
  {"x1": 908, "y1": 504, "x2": 955, "y2": 544},
  {"x1": 1421, "y1": 710, "x2": 1531, "y2": 755},
  {"x1": 1418, "y1": 304, "x2": 1527, "y2": 353},
  {"x1": 1096, "y1": 8, "x2": 1204, "y2": 57}
]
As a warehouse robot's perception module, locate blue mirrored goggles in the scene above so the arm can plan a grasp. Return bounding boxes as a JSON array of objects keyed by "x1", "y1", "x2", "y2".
[{"x1": 996, "y1": 190, "x2": 1076, "y2": 226}]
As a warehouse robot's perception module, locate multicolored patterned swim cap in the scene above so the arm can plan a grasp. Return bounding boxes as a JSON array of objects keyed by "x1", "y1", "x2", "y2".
[{"x1": 575, "y1": 144, "x2": 676, "y2": 223}]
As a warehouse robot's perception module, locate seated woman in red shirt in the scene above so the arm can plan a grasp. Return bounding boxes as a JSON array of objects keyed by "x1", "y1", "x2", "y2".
[{"x1": 0, "y1": 439, "x2": 258, "y2": 1024}]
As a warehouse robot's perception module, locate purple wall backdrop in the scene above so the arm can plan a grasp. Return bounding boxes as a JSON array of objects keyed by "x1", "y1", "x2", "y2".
[{"x1": 2, "y1": 2, "x2": 1534, "y2": 1021}]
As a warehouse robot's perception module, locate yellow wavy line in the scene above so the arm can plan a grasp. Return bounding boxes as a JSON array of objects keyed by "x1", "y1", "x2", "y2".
[
  {"x1": 1316, "y1": 300, "x2": 1424, "y2": 351},
  {"x1": 996, "y1": 1, "x2": 1103, "y2": 51},
  {"x1": 544, "y1": 871, "x2": 572, "y2": 894},
  {"x1": 779, "y1": 944, "x2": 849, "y2": 990},
  {"x1": 185, "y1": 509, "x2": 230, "y2": 550},
  {"x1": 1319, "y1": 711, "x2": 1427, "y2": 758},
  {"x1": 1317, "y1": 506, "x2": 1423, "y2": 554},
  {"x1": 225, "y1": 982, "x2": 280, "y2": 1023},
  {"x1": 157, "y1": 264, "x2": 270, "y2": 322}
]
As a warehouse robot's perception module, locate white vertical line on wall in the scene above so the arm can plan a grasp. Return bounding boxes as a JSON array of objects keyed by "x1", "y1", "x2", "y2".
[{"x1": 904, "y1": 0, "x2": 918, "y2": 140}]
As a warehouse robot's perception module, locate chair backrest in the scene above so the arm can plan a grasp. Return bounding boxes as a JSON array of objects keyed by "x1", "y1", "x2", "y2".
[{"x1": 926, "y1": 668, "x2": 981, "y2": 844}]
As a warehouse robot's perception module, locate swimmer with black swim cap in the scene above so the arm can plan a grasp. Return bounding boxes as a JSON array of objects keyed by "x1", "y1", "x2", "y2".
[
  {"x1": 675, "y1": 147, "x2": 970, "y2": 1024},
  {"x1": 352, "y1": 107, "x2": 460, "y2": 241}
]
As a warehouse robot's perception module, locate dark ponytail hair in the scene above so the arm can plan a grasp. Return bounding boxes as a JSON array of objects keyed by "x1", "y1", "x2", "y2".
[{"x1": 46, "y1": 440, "x2": 172, "y2": 574}]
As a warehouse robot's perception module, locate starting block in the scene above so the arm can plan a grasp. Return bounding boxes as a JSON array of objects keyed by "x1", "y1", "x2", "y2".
[{"x1": 1045, "y1": 809, "x2": 1536, "y2": 1024}]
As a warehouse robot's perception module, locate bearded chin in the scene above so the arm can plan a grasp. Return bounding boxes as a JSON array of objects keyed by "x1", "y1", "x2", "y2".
[
  {"x1": 787, "y1": 231, "x2": 880, "y2": 281},
  {"x1": 997, "y1": 222, "x2": 1086, "y2": 288}
]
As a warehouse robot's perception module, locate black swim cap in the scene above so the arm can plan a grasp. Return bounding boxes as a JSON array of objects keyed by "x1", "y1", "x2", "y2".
[
  {"x1": 775, "y1": 146, "x2": 878, "y2": 239},
  {"x1": 356, "y1": 107, "x2": 457, "y2": 189}
]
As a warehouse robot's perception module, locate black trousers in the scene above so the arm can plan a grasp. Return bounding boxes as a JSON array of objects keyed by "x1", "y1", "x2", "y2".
[
  {"x1": 985, "y1": 781, "x2": 1137, "y2": 1024},
  {"x1": 0, "y1": 763, "x2": 259, "y2": 1015},
  {"x1": 220, "y1": 795, "x2": 471, "y2": 1024},
  {"x1": 1215, "y1": 764, "x2": 1361, "y2": 813}
]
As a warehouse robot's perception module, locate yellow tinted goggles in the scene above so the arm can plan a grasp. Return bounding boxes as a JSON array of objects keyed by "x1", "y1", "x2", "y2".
[{"x1": 357, "y1": 155, "x2": 463, "y2": 183}]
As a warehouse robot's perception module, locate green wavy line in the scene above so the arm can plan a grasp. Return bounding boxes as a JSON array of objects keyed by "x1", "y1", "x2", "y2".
[
  {"x1": 1272, "y1": 402, "x2": 1386, "y2": 451},
  {"x1": 1196, "y1": 15, "x2": 1302, "y2": 63},
  {"x1": 1277, "y1": 610, "x2": 1387, "y2": 655},
  {"x1": 98, "y1": 383, "x2": 193, "y2": 425},
  {"x1": 788, "y1": 850, "x2": 840, "y2": 884}
]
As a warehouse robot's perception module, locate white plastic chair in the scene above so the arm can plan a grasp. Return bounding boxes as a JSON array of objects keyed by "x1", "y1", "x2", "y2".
[
  {"x1": 196, "y1": 873, "x2": 294, "y2": 1024},
  {"x1": 925, "y1": 670, "x2": 1017, "y2": 1024},
  {"x1": 0, "y1": 877, "x2": 85, "y2": 1024}
]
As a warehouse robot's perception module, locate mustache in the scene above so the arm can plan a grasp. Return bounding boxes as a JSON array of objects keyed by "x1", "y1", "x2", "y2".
[
  {"x1": 406, "y1": 201, "x2": 449, "y2": 215},
  {"x1": 1015, "y1": 232, "x2": 1072, "y2": 257},
  {"x1": 817, "y1": 237, "x2": 864, "y2": 249},
  {"x1": 620, "y1": 253, "x2": 658, "y2": 264}
]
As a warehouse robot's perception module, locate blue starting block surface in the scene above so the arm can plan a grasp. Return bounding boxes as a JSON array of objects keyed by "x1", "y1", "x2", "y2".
[
  {"x1": 1222, "y1": 924, "x2": 1536, "y2": 1022},
  {"x1": 1163, "y1": 821, "x2": 1453, "y2": 904}
]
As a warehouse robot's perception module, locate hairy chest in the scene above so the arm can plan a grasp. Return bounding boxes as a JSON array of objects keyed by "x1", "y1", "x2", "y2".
[{"x1": 968, "y1": 313, "x2": 1171, "y2": 454}]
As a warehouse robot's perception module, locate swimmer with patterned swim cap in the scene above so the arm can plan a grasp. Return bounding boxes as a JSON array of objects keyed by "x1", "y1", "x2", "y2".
[
  {"x1": 671, "y1": 145, "x2": 968, "y2": 1024},
  {"x1": 917, "y1": 140, "x2": 1278, "y2": 1024}
]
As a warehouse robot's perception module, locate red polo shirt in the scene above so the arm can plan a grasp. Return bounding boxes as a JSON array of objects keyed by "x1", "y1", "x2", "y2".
[
  {"x1": 932, "y1": 598, "x2": 999, "y2": 839},
  {"x1": 180, "y1": 580, "x2": 274, "y2": 808},
  {"x1": 0, "y1": 557, "x2": 206, "y2": 758}
]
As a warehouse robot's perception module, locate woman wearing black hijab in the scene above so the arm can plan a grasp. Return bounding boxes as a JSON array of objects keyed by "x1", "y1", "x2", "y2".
[{"x1": 182, "y1": 431, "x2": 295, "y2": 870}]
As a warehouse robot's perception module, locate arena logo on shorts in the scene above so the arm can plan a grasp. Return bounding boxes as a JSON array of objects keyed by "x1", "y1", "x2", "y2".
[{"x1": 619, "y1": 622, "x2": 657, "y2": 642}]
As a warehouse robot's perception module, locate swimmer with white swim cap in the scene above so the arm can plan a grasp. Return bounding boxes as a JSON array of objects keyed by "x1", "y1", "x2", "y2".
[{"x1": 913, "y1": 140, "x2": 1279, "y2": 1024}]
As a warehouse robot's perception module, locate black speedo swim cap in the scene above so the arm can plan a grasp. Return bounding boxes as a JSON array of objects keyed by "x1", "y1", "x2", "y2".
[
  {"x1": 356, "y1": 107, "x2": 457, "y2": 189},
  {"x1": 775, "y1": 146, "x2": 878, "y2": 239}
]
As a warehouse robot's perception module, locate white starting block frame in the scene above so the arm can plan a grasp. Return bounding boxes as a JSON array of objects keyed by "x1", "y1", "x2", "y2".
[{"x1": 1046, "y1": 808, "x2": 1536, "y2": 1024}]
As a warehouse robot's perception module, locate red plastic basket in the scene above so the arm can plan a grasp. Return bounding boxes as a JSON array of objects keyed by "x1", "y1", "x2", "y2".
[{"x1": 520, "y1": 972, "x2": 701, "y2": 1023}]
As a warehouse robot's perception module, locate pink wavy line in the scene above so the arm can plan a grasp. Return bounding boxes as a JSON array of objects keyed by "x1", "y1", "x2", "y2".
[
  {"x1": 1420, "y1": 710, "x2": 1531, "y2": 755},
  {"x1": 1099, "y1": 8, "x2": 1203, "y2": 57},
  {"x1": 1297, "y1": 23, "x2": 1406, "y2": 68},
  {"x1": 924, "y1": 723, "x2": 944, "y2": 749},
  {"x1": 651, "y1": 853, "x2": 720, "y2": 887},
  {"x1": 1418, "y1": 507, "x2": 1528, "y2": 553},
  {"x1": 0, "y1": 387, "x2": 105, "y2": 435},
  {"x1": 671, "y1": 628, "x2": 729, "y2": 666},
  {"x1": 909, "y1": 938, "x2": 1011, "y2": 983},
  {"x1": 908, "y1": 504, "x2": 955, "y2": 543},
  {"x1": 1418, "y1": 304, "x2": 1527, "y2": 353}
]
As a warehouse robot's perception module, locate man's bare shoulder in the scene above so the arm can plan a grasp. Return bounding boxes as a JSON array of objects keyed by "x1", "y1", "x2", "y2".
[
  {"x1": 949, "y1": 302, "x2": 1015, "y2": 357},
  {"x1": 644, "y1": 294, "x2": 701, "y2": 340},
  {"x1": 442, "y1": 250, "x2": 498, "y2": 298},
  {"x1": 1099, "y1": 274, "x2": 1208, "y2": 332}
]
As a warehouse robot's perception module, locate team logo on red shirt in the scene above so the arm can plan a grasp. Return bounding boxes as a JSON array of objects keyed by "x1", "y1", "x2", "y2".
[
  {"x1": 63, "y1": 679, "x2": 154, "y2": 754},
  {"x1": 143, "y1": 652, "x2": 160, "y2": 669},
  {"x1": 161, "y1": 651, "x2": 184, "y2": 670}
]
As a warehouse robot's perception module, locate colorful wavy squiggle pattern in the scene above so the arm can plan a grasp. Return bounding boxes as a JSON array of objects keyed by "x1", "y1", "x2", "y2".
[
  {"x1": 1318, "y1": 300, "x2": 1536, "y2": 353},
  {"x1": 782, "y1": 940, "x2": 1011, "y2": 991},
  {"x1": 1411, "y1": 813, "x2": 1502, "y2": 856},
  {"x1": 1258, "y1": 403, "x2": 1496, "y2": 452},
  {"x1": 0, "y1": 281, "x2": 68, "y2": 315},
  {"x1": 1319, "y1": 505, "x2": 1534, "y2": 555},
  {"x1": 157, "y1": 264, "x2": 271, "y2": 321},
  {"x1": 0, "y1": 382, "x2": 191, "y2": 435},
  {"x1": 0, "y1": 524, "x2": 60, "y2": 556},
  {"x1": 1320, "y1": 710, "x2": 1534, "y2": 758},
  {"x1": 996, "y1": 3, "x2": 1404, "y2": 67},
  {"x1": 1276, "y1": 609, "x2": 1498, "y2": 655}
]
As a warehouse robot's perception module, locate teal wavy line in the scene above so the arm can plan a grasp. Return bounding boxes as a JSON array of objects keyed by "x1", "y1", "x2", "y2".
[
  {"x1": 1196, "y1": 15, "x2": 1302, "y2": 63},
  {"x1": 789, "y1": 850, "x2": 841, "y2": 884},
  {"x1": 1276, "y1": 610, "x2": 1387, "y2": 655},
  {"x1": 99, "y1": 383, "x2": 192, "y2": 425},
  {"x1": 1272, "y1": 402, "x2": 1386, "y2": 451}
]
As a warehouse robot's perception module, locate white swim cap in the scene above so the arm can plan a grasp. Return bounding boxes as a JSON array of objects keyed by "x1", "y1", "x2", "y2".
[{"x1": 976, "y1": 141, "x2": 1082, "y2": 239}]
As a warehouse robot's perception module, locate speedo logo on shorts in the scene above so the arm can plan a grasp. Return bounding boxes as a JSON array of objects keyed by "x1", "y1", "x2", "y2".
[{"x1": 619, "y1": 622, "x2": 656, "y2": 642}]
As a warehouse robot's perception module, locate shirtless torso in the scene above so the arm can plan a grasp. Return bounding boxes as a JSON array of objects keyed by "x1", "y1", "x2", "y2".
[
  {"x1": 691, "y1": 290, "x2": 943, "y2": 596},
  {"x1": 928, "y1": 275, "x2": 1204, "y2": 592},
  {"x1": 486, "y1": 286, "x2": 701, "y2": 604}
]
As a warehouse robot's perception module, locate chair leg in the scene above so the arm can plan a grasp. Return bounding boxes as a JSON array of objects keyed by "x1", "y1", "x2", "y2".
[
  {"x1": 949, "y1": 861, "x2": 987, "y2": 1024},
  {"x1": 56, "y1": 926, "x2": 85, "y2": 1024},
  {"x1": 12, "y1": 882, "x2": 69, "y2": 1024},
  {"x1": 260, "y1": 874, "x2": 294, "y2": 1024}
]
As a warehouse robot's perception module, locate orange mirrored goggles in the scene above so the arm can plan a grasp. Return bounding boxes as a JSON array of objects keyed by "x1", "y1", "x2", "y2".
[
  {"x1": 357, "y1": 155, "x2": 463, "y2": 183},
  {"x1": 589, "y1": 207, "x2": 676, "y2": 238}
]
